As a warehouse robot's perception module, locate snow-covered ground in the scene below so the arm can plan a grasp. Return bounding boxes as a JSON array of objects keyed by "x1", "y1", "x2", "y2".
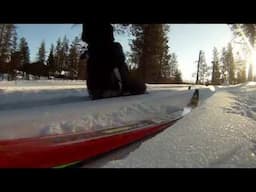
[
  {"x1": 1, "y1": 80, "x2": 256, "y2": 167},
  {"x1": 0, "y1": 80, "x2": 208, "y2": 140},
  {"x1": 82, "y1": 82, "x2": 256, "y2": 168}
]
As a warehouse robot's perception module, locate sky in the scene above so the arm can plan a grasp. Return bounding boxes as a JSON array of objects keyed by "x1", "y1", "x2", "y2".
[{"x1": 16, "y1": 24, "x2": 233, "y2": 82}]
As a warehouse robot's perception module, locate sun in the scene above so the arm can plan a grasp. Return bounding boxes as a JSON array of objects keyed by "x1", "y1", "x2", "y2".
[{"x1": 231, "y1": 25, "x2": 256, "y2": 78}]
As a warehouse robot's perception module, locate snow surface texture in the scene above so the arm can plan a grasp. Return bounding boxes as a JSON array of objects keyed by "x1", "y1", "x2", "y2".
[
  {"x1": 4, "y1": 80, "x2": 256, "y2": 168},
  {"x1": 223, "y1": 82, "x2": 256, "y2": 121},
  {"x1": 82, "y1": 82, "x2": 256, "y2": 168},
  {"x1": 0, "y1": 80, "x2": 204, "y2": 139}
]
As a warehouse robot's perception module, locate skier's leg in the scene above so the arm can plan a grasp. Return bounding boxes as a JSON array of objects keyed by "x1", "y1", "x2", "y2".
[
  {"x1": 112, "y1": 42, "x2": 146, "y2": 95},
  {"x1": 118, "y1": 64, "x2": 146, "y2": 95},
  {"x1": 83, "y1": 23, "x2": 122, "y2": 99}
]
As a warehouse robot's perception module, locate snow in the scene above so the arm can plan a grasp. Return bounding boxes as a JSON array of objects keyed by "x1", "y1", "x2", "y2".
[
  {"x1": 81, "y1": 82, "x2": 256, "y2": 168},
  {"x1": 2, "y1": 80, "x2": 256, "y2": 167},
  {"x1": 0, "y1": 80, "x2": 85, "y2": 91},
  {"x1": 0, "y1": 80, "x2": 203, "y2": 140}
]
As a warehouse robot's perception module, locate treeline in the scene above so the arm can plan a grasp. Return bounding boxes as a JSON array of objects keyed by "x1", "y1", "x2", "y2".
[
  {"x1": 211, "y1": 44, "x2": 247, "y2": 85},
  {"x1": 194, "y1": 42, "x2": 248, "y2": 85},
  {"x1": 1, "y1": 24, "x2": 183, "y2": 83},
  {"x1": 187, "y1": 24, "x2": 256, "y2": 85},
  {"x1": 0, "y1": 24, "x2": 85, "y2": 80}
]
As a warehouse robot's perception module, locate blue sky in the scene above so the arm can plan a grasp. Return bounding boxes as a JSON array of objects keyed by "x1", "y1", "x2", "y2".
[
  {"x1": 16, "y1": 24, "x2": 233, "y2": 82},
  {"x1": 16, "y1": 24, "x2": 82, "y2": 58}
]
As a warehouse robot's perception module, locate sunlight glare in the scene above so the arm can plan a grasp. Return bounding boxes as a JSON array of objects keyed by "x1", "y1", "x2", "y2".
[{"x1": 236, "y1": 25, "x2": 256, "y2": 77}]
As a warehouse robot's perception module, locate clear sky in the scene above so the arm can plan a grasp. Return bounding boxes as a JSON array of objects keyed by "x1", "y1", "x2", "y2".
[{"x1": 16, "y1": 24, "x2": 233, "y2": 82}]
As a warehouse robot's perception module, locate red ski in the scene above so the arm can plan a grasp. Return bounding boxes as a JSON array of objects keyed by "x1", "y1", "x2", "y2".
[{"x1": 0, "y1": 116, "x2": 182, "y2": 168}]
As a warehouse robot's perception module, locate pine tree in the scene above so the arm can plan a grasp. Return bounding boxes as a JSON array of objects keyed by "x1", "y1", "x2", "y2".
[
  {"x1": 62, "y1": 36, "x2": 69, "y2": 71},
  {"x1": 18, "y1": 37, "x2": 30, "y2": 66},
  {"x1": 0, "y1": 24, "x2": 17, "y2": 62},
  {"x1": 227, "y1": 43, "x2": 235, "y2": 84},
  {"x1": 54, "y1": 36, "x2": 69, "y2": 74},
  {"x1": 141, "y1": 24, "x2": 162, "y2": 82},
  {"x1": 174, "y1": 69, "x2": 182, "y2": 83},
  {"x1": 219, "y1": 44, "x2": 236, "y2": 84},
  {"x1": 37, "y1": 41, "x2": 46, "y2": 64},
  {"x1": 169, "y1": 53, "x2": 178, "y2": 77},
  {"x1": 47, "y1": 44, "x2": 55, "y2": 76},
  {"x1": 54, "y1": 38, "x2": 62, "y2": 73},
  {"x1": 130, "y1": 24, "x2": 171, "y2": 83},
  {"x1": 161, "y1": 52, "x2": 171, "y2": 79},
  {"x1": 9, "y1": 51, "x2": 22, "y2": 80},
  {"x1": 68, "y1": 36, "x2": 80, "y2": 79},
  {"x1": 9, "y1": 29, "x2": 18, "y2": 80},
  {"x1": 18, "y1": 37, "x2": 30, "y2": 80},
  {"x1": 220, "y1": 47, "x2": 228, "y2": 84},
  {"x1": 160, "y1": 25, "x2": 171, "y2": 80},
  {"x1": 198, "y1": 51, "x2": 208, "y2": 84},
  {"x1": 211, "y1": 47, "x2": 221, "y2": 85},
  {"x1": 11, "y1": 30, "x2": 17, "y2": 54}
]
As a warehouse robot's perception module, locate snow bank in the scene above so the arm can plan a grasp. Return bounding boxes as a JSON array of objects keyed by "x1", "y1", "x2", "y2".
[{"x1": 0, "y1": 81, "x2": 204, "y2": 139}]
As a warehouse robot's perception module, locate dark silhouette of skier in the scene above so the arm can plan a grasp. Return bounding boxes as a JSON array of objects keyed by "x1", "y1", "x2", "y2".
[{"x1": 81, "y1": 23, "x2": 146, "y2": 100}]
